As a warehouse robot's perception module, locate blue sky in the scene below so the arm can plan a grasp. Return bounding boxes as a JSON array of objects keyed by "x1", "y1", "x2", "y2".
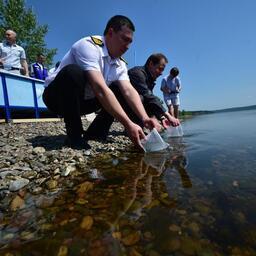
[{"x1": 26, "y1": 0, "x2": 256, "y2": 111}]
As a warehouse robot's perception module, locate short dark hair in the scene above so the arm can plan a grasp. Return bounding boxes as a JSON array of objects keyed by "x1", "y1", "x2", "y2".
[
  {"x1": 145, "y1": 53, "x2": 168, "y2": 66},
  {"x1": 104, "y1": 15, "x2": 135, "y2": 35},
  {"x1": 37, "y1": 53, "x2": 45, "y2": 57},
  {"x1": 170, "y1": 67, "x2": 179, "y2": 77},
  {"x1": 55, "y1": 61, "x2": 61, "y2": 68}
]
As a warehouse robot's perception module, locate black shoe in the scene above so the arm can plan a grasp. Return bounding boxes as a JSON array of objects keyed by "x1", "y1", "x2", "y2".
[{"x1": 64, "y1": 136, "x2": 91, "y2": 150}]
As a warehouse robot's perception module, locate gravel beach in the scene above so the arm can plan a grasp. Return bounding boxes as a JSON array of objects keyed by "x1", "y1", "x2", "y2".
[{"x1": 0, "y1": 119, "x2": 133, "y2": 199}]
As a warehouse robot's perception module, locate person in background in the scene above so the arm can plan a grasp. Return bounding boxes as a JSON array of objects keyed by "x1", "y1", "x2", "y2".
[
  {"x1": 129, "y1": 54, "x2": 180, "y2": 127},
  {"x1": 48, "y1": 61, "x2": 60, "y2": 75},
  {"x1": 0, "y1": 29, "x2": 29, "y2": 76},
  {"x1": 161, "y1": 67, "x2": 181, "y2": 118},
  {"x1": 84, "y1": 53, "x2": 180, "y2": 141},
  {"x1": 31, "y1": 53, "x2": 48, "y2": 80},
  {"x1": 43, "y1": 15, "x2": 161, "y2": 150}
]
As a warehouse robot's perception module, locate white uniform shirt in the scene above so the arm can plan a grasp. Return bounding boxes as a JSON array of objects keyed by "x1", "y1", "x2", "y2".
[
  {"x1": 0, "y1": 41, "x2": 26, "y2": 69},
  {"x1": 45, "y1": 35, "x2": 129, "y2": 100}
]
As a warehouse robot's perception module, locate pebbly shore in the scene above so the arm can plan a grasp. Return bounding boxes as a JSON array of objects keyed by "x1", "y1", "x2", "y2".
[{"x1": 0, "y1": 119, "x2": 133, "y2": 200}]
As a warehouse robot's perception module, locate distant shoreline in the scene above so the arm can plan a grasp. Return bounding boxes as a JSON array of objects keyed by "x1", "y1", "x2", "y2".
[{"x1": 180, "y1": 104, "x2": 256, "y2": 116}]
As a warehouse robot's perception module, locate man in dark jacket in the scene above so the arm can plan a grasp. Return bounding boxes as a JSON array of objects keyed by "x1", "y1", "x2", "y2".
[
  {"x1": 84, "y1": 53, "x2": 180, "y2": 141},
  {"x1": 128, "y1": 53, "x2": 176, "y2": 124}
]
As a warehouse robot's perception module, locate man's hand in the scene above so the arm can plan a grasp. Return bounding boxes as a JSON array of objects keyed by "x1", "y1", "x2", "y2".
[
  {"x1": 161, "y1": 112, "x2": 180, "y2": 128},
  {"x1": 161, "y1": 86, "x2": 171, "y2": 94},
  {"x1": 125, "y1": 122, "x2": 146, "y2": 150},
  {"x1": 175, "y1": 86, "x2": 181, "y2": 93},
  {"x1": 20, "y1": 67, "x2": 28, "y2": 76},
  {"x1": 143, "y1": 117, "x2": 162, "y2": 132}
]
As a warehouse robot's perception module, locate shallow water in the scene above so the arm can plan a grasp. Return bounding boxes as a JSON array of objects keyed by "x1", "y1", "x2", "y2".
[{"x1": 1, "y1": 110, "x2": 256, "y2": 255}]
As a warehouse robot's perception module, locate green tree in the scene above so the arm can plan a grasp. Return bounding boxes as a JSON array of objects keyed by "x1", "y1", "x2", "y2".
[{"x1": 0, "y1": 0, "x2": 57, "y2": 67}]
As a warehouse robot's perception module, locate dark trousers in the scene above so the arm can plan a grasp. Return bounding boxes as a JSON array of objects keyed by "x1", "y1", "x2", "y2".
[
  {"x1": 43, "y1": 64, "x2": 101, "y2": 138},
  {"x1": 43, "y1": 64, "x2": 142, "y2": 140},
  {"x1": 85, "y1": 83, "x2": 143, "y2": 140}
]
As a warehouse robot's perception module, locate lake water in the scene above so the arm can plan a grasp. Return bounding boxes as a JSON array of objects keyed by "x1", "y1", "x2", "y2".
[{"x1": 1, "y1": 109, "x2": 256, "y2": 255}]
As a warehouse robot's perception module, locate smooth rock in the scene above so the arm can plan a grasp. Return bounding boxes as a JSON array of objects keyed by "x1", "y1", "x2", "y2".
[{"x1": 9, "y1": 178, "x2": 29, "y2": 191}]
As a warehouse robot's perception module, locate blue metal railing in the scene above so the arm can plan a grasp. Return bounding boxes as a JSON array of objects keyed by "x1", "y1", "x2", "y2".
[{"x1": 0, "y1": 70, "x2": 46, "y2": 122}]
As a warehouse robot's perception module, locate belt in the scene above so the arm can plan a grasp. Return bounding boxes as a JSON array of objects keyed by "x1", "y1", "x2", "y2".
[{"x1": 0, "y1": 65, "x2": 21, "y2": 70}]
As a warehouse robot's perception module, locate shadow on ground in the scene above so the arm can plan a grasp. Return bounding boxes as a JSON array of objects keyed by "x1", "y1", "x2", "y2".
[
  {"x1": 27, "y1": 129, "x2": 126, "y2": 151},
  {"x1": 27, "y1": 135, "x2": 66, "y2": 151}
]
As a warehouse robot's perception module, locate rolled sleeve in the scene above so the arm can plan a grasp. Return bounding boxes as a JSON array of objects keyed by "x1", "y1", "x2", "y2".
[
  {"x1": 117, "y1": 64, "x2": 129, "y2": 81},
  {"x1": 161, "y1": 78, "x2": 167, "y2": 90},
  {"x1": 20, "y1": 48, "x2": 26, "y2": 60}
]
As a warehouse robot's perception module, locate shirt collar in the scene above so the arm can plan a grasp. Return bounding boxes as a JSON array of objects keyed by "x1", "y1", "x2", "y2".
[
  {"x1": 36, "y1": 62, "x2": 44, "y2": 68},
  {"x1": 144, "y1": 65, "x2": 155, "y2": 83},
  {"x1": 143, "y1": 65, "x2": 156, "y2": 90},
  {"x1": 102, "y1": 36, "x2": 120, "y2": 66},
  {"x1": 4, "y1": 41, "x2": 17, "y2": 47},
  {"x1": 168, "y1": 74, "x2": 175, "y2": 79}
]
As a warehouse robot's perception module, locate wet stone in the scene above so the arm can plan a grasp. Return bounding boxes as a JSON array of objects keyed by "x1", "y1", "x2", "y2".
[
  {"x1": 169, "y1": 224, "x2": 181, "y2": 233},
  {"x1": 22, "y1": 170, "x2": 38, "y2": 179},
  {"x1": 30, "y1": 186, "x2": 43, "y2": 194},
  {"x1": 45, "y1": 180, "x2": 58, "y2": 190},
  {"x1": 9, "y1": 178, "x2": 29, "y2": 191},
  {"x1": 10, "y1": 195, "x2": 25, "y2": 211}
]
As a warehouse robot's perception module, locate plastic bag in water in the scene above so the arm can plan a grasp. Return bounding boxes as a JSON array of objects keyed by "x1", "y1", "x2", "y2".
[
  {"x1": 141, "y1": 128, "x2": 169, "y2": 152},
  {"x1": 143, "y1": 153, "x2": 168, "y2": 170},
  {"x1": 165, "y1": 125, "x2": 184, "y2": 137}
]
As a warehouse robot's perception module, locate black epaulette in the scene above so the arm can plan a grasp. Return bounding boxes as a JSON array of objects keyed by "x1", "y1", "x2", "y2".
[
  {"x1": 91, "y1": 36, "x2": 104, "y2": 47},
  {"x1": 120, "y1": 56, "x2": 128, "y2": 65}
]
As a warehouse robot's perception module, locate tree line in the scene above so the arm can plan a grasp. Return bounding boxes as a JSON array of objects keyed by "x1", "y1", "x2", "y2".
[{"x1": 0, "y1": 0, "x2": 56, "y2": 67}]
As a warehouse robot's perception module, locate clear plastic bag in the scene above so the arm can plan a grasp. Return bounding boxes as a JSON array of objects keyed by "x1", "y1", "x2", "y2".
[
  {"x1": 165, "y1": 125, "x2": 184, "y2": 137},
  {"x1": 141, "y1": 128, "x2": 169, "y2": 152},
  {"x1": 143, "y1": 153, "x2": 168, "y2": 170}
]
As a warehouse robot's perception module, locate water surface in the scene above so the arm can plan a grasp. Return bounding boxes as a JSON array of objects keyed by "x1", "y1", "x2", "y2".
[{"x1": 1, "y1": 110, "x2": 256, "y2": 255}]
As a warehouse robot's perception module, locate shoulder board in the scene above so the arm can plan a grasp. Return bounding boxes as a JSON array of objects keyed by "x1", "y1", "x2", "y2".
[
  {"x1": 120, "y1": 56, "x2": 128, "y2": 65},
  {"x1": 91, "y1": 36, "x2": 104, "y2": 47}
]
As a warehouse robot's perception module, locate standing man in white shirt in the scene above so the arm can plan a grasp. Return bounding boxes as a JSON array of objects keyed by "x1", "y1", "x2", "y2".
[
  {"x1": 0, "y1": 29, "x2": 29, "y2": 76},
  {"x1": 161, "y1": 67, "x2": 182, "y2": 118},
  {"x1": 43, "y1": 15, "x2": 161, "y2": 150}
]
